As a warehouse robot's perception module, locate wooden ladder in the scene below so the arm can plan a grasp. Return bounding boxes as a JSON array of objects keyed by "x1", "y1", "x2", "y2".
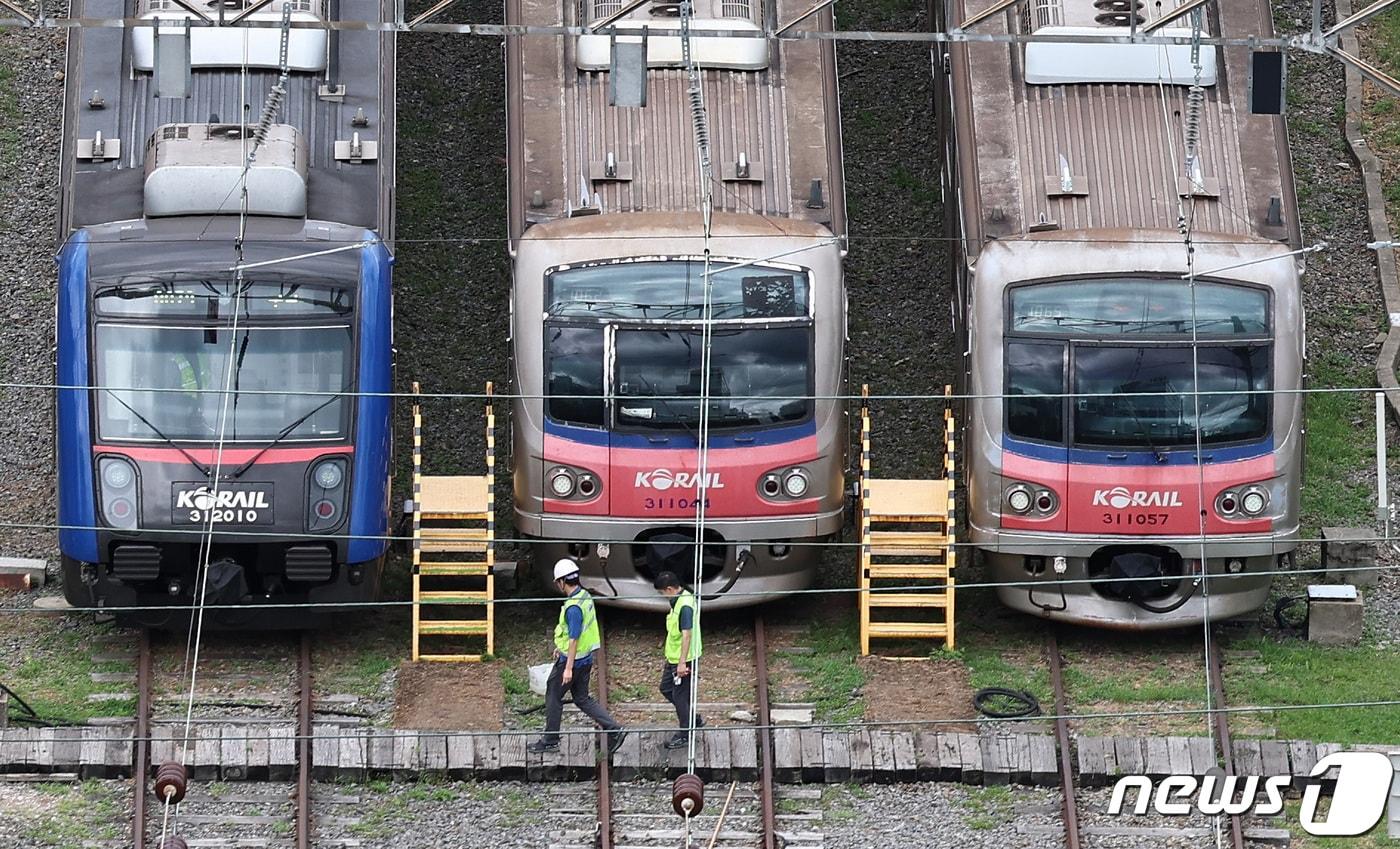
[
  {"x1": 858, "y1": 384, "x2": 957, "y2": 655},
  {"x1": 410, "y1": 381, "x2": 496, "y2": 662}
]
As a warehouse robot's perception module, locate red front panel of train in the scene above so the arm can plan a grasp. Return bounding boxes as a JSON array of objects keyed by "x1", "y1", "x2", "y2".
[
  {"x1": 542, "y1": 425, "x2": 821, "y2": 519},
  {"x1": 1001, "y1": 451, "x2": 1273, "y2": 535}
]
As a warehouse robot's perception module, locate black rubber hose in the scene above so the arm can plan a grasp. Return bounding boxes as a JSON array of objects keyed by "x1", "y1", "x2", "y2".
[
  {"x1": 1132, "y1": 577, "x2": 1198, "y2": 614},
  {"x1": 1274, "y1": 595, "x2": 1308, "y2": 631},
  {"x1": 972, "y1": 687, "x2": 1042, "y2": 719}
]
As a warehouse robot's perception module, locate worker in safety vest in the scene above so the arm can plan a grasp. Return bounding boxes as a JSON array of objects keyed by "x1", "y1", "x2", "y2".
[
  {"x1": 653, "y1": 571, "x2": 705, "y2": 750},
  {"x1": 528, "y1": 559, "x2": 627, "y2": 755}
]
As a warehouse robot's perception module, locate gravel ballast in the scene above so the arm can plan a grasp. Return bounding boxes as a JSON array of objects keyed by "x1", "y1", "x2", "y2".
[{"x1": 0, "y1": 15, "x2": 64, "y2": 567}]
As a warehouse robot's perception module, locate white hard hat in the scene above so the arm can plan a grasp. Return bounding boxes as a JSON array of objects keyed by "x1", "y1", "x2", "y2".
[{"x1": 553, "y1": 558, "x2": 580, "y2": 581}]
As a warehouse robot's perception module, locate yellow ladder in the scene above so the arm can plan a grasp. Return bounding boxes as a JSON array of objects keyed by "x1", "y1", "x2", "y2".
[
  {"x1": 411, "y1": 381, "x2": 496, "y2": 662},
  {"x1": 858, "y1": 384, "x2": 957, "y2": 655}
]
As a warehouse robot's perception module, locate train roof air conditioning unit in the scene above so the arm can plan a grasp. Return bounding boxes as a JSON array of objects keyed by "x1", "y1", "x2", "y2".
[
  {"x1": 1023, "y1": 0, "x2": 1217, "y2": 86},
  {"x1": 577, "y1": 0, "x2": 767, "y2": 72},
  {"x1": 130, "y1": 0, "x2": 329, "y2": 72},
  {"x1": 143, "y1": 123, "x2": 309, "y2": 218}
]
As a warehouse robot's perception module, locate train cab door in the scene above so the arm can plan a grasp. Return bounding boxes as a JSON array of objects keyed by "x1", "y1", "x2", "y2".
[{"x1": 1000, "y1": 339, "x2": 1069, "y2": 534}]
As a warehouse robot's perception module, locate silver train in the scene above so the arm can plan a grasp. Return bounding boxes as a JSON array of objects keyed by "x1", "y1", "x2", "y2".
[
  {"x1": 938, "y1": 0, "x2": 1305, "y2": 627},
  {"x1": 505, "y1": 0, "x2": 847, "y2": 609}
]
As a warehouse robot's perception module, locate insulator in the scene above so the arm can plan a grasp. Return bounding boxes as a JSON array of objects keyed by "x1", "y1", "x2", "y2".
[
  {"x1": 1183, "y1": 84, "x2": 1205, "y2": 164},
  {"x1": 671, "y1": 772, "x2": 705, "y2": 817},
  {"x1": 249, "y1": 80, "x2": 288, "y2": 159},
  {"x1": 161, "y1": 838, "x2": 189, "y2": 849},
  {"x1": 153, "y1": 761, "x2": 188, "y2": 805}
]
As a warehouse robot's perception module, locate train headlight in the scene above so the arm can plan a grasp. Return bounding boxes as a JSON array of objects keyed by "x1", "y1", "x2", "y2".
[
  {"x1": 1216, "y1": 491, "x2": 1239, "y2": 516},
  {"x1": 1240, "y1": 487, "x2": 1269, "y2": 517},
  {"x1": 1005, "y1": 484, "x2": 1033, "y2": 514},
  {"x1": 782, "y1": 470, "x2": 810, "y2": 498},
  {"x1": 102, "y1": 460, "x2": 133, "y2": 489},
  {"x1": 548, "y1": 468, "x2": 577, "y2": 498},
  {"x1": 306, "y1": 457, "x2": 348, "y2": 532},
  {"x1": 313, "y1": 460, "x2": 344, "y2": 490},
  {"x1": 97, "y1": 456, "x2": 139, "y2": 530},
  {"x1": 1033, "y1": 489, "x2": 1058, "y2": 514}
]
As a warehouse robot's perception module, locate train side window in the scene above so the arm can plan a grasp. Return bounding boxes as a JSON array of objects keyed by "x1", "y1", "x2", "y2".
[
  {"x1": 545, "y1": 325, "x2": 605, "y2": 427},
  {"x1": 1005, "y1": 340, "x2": 1064, "y2": 443}
]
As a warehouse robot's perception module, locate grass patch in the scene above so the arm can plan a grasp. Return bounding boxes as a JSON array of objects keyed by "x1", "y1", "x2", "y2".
[
  {"x1": 1301, "y1": 352, "x2": 1388, "y2": 534},
  {"x1": 777, "y1": 618, "x2": 865, "y2": 723},
  {"x1": 0, "y1": 51, "x2": 21, "y2": 174},
  {"x1": 1224, "y1": 635, "x2": 1400, "y2": 744},
  {"x1": 960, "y1": 785, "x2": 1016, "y2": 831},
  {"x1": 1285, "y1": 799, "x2": 1395, "y2": 848},
  {"x1": 21, "y1": 781, "x2": 122, "y2": 846},
  {"x1": 957, "y1": 598, "x2": 1053, "y2": 709},
  {"x1": 348, "y1": 793, "x2": 410, "y2": 839},
  {"x1": 0, "y1": 619, "x2": 137, "y2": 723}
]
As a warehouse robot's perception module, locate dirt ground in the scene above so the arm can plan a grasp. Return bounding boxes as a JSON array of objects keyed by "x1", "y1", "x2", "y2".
[
  {"x1": 601, "y1": 608, "x2": 759, "y2": 710},
  {"x1": 393, "y1": 661, "x2": 502, "y2": 730},
  {"x1": 859, "y1": 656, "x2": 976, "y2": 729}
]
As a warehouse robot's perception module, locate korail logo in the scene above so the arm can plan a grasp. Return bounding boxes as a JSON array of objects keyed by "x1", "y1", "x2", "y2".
[
  {"x1": 1091, "y1": 487, "x2": 1184, "y2": 508},
  {"x1": 174, "y1": 486, "x2": 271, "y2": 511},
  {"x1": 1109, "y1": 751, "x2": 1395, "y2": 837},
  {"x1": 633, "y1": 469, "x2": 725, "y2": 491}
]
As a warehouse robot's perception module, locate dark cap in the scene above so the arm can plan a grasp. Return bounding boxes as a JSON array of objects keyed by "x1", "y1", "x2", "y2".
[{"x1": 652, "y1": 571, "x2": 682, "y2": 590}]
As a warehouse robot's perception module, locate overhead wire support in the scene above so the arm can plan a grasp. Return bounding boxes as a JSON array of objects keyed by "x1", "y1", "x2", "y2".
[
  {"x1": 774, "y1": 0, "x2": 836, "y2": 37},
  {"x1": 957, "y1": 0, "x2": 1022, "y2": 32}
]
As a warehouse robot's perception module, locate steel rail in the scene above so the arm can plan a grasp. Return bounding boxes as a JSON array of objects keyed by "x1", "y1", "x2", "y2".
[
  {"x1": 596, "y1": 612, "x2": 614, "y2": 849},
  {"x1": 133, "y1": 630, "x2": 152, "y2": 849},
  {"x1": 296, "y1": 632, "x2": 313, "y2": 849},
  {"x1": 1207, "y1": 636, "x2": 1245, "y2": 849},
  {"x1": 754, "y1": 616, "x2": 777, "y2": 849},
  {"x1": 1045, "y1": 632, "x2": 1081, "y2": 849}
]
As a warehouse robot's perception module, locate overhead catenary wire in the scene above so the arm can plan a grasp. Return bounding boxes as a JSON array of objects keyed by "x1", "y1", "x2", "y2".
[{"x1": 681, "y1": 0, "x2": 715, "y2": 787}]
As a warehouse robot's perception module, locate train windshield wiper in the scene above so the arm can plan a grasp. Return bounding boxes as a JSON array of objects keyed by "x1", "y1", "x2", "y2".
[
  {"x1": 547, "y1": 299, "x2": 654, "y2": 318},
  {"x1": 227, "y1": 395, "x2": 341, "y2": 478},
  {"x1": 101, "y1": 390, "x2": 211, "y2": 476}
]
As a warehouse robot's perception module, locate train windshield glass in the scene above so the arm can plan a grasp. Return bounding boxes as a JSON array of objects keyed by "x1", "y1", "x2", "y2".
[
  {"x1": 613, "y1": 327, "x2": 811, "y2": 429},
  {"x1": 1010, "y1": 279, "x2": 1268, "y2": 336},
  {"x1": 94, "y1": 325, "x2": 353, "y2": 442},
  {"x1": 1072, "y1": 345, "x2": 1271, "y2": 447},
  {"x1": 93, "y1": 279, "x2": 353, "y2": 319},
  {"x1": 548, "y1": 261, "x2": 809, "y2": 320}
]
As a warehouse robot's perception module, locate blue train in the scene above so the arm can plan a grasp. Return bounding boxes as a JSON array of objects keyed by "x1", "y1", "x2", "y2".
[{"x1": 55, "y1": 0, "x2": 397, "y2": 627}]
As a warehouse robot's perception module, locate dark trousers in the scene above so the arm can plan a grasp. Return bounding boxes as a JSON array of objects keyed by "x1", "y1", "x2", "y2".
[
  {"x1": 659, "y1": 659, "x2": 702, "y2": 731},
  {"x1": 542, "y1": 658, "x2": 620, "y2": 743}
]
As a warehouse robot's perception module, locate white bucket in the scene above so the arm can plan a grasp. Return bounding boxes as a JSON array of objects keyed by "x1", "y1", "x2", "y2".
[{"x1": 528, "y1": 662, "x2": 553, "y2": 697}]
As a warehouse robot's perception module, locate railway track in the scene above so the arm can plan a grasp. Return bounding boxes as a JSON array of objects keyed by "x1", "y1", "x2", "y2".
[
  {"x1": 1207, "y1": 631, "x2": 1247, "y2": 849},
  {"x1": 571, "y1": 615, "x2": 816, "y2": 849},
  {"x1": 130, "y1": 632, "x2": 352, "y2": 849},
  {"x1": 1041, "y1": 630, "x2": 1251, "y2": 849}
]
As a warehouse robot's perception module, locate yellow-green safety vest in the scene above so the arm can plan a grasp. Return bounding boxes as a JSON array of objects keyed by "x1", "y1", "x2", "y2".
[
  {"x1": 665, "y1": 590, "x2": 702, "y2": 664},
  {"x1": 554, "y1": 589, "x2": 602, "y2": 656}
]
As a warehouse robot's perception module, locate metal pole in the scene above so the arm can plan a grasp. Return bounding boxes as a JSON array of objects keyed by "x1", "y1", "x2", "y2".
[
  {"x1": 1378, "y1": 392, "x2": 1389, "y2": 534},
  {"x1": 133, "y1": 630, "x2": 152, "y2": 849},
  {"x1": 595, "y1": 612, "x2": 613, "y2": 849},
  {"x1": 1046, "y1": 633, "x2": 1081, "y2": 849},
  {"x1": 754, "y1": 617, "x2": 776, "y2": 849},
  {"x1": 296, "y1": 633, "x2": 312, "y2": 849}
]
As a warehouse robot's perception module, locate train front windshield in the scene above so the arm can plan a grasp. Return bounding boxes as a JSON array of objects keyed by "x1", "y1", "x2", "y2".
[
  {"x1": 92, "y1": 279, "x2": 355, "y2": 444},
  {"x1": 545, "y1": 259, "x2": 813, "y2": 432},
  {"x1": 1004, "y1": 278, "x2": 1272, "y2": 448}
]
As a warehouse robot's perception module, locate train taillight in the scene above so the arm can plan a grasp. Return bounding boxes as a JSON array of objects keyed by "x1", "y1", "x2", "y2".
[{"x1": 97, "y1": 456, "x2": 140, "y2": 530}]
